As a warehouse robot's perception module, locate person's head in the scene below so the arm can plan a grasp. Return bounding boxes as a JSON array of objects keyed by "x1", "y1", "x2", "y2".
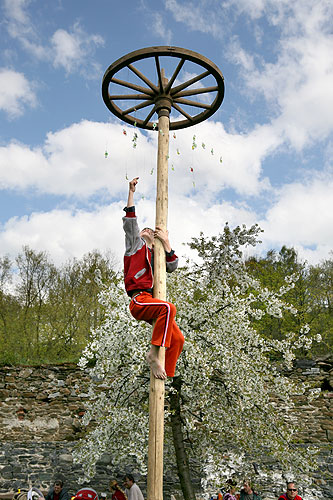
[
  {"x1": 242, "y1": 479, "x2": 253, "y2": 495},
  {"x1": 124, "y1": 475, "x2": 135, "y2": 489},
  {"x1": 140, "y1": 227, "x2": 154, "y2": 247},
  {"x1": 110, "y1": 481, "x2": 118, "y2": 492},
  {"x1": 226, "y1": 479, "x2": 237, "y2": 495},
  {"x1": 286, "y1": 482, "x2": 298, "y2": 500},
  {"x1": 53, "y1": 481, "x2": 63, "y2": 494}
]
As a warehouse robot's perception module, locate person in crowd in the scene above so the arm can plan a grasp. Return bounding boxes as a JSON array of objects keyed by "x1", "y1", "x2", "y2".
[
  {"x1": 46, "y1": 480, "x2": 70, "y2": 500},
  {"x1": 13, "y1": 487, "x2": 44, "y2": 500},
  {"x1": 123, "y1": 474, "x2": 144, "y2": 500},
  {"x1": 217, "y1": 486, "x2": 225, "y2": 500},
  {"x1": 73, "y1": 489, "x2": 98, "y2": 500},
  {"x1": 223, "y1": 479, "x2": 237, "y2": 500},
  {"x1": 239, "y1": 479, "x2": 262, "y2": 500},
  {"x1": 278, "y1": 482, "x2": 302, "y2": 500},
  {"x1": 110, "y1": 480, "x2": 127, "y2": 500}
]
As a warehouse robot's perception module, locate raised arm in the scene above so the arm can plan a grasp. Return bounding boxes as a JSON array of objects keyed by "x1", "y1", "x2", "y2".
[{"x1": 127, "y1": 177, "x2": 139, "y2": 207}]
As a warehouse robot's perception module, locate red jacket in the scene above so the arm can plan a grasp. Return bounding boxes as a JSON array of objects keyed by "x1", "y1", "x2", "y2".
[
  {"x1": 278, "y1": 495, "x2": 302, "y2": 500},
  {"x1": 123, "y1": 208, "x2": 178, "y2": 294}
]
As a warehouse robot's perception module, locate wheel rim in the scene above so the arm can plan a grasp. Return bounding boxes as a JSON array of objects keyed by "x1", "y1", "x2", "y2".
[{"x1": 102, "y1": 46, "x2": 225, "y2": 130}]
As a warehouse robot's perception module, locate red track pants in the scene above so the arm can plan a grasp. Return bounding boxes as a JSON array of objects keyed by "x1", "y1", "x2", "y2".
[{"x1": 129, "y1": 292, "x2": 184, "y2": 377}]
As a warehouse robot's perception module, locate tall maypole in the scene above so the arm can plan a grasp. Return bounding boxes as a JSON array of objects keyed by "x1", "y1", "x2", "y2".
[{"x1": 102, "y1": 46, "x2": 224, "y2": 500}]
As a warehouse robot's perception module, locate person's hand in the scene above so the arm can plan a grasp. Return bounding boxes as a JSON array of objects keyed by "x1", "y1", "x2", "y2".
[
  {"x1": 129, "y1": 177, "x2": 139, "y2": 192},
  {"x1": 154, "y1": 226, "x2": 171, "y2": 252}
]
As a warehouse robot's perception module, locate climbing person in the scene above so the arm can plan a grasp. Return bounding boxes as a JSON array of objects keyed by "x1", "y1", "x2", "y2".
[{"x1": 123, "y1": 177, "x2": 184, "y2": 379}]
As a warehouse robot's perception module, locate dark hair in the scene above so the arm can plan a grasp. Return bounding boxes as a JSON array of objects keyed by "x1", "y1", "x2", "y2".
[
  {"x1": 54, "y1": 480, "x2": 63, "y2": 488},
  {"x1": 226, "y1": 479, "x2": 237, "y2": 488},
  {"x1": 124, "y1": 474, "x2": 135, "y2": 483}
]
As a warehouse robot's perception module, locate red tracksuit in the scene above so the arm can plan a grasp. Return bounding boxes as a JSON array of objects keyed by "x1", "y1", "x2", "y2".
[{"x1": 123, "y1": 206, "x2": 184, "y2": 377}]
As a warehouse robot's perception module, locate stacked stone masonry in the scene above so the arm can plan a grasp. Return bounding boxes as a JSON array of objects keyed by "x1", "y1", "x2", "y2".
[{"x1": 0, "y1": 360, "x2": 332, "y2": 500}]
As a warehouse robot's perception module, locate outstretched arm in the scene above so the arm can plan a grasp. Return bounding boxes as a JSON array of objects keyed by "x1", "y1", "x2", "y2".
[{"x1": 127, "y1": 177, "x2": 139, "y2": 207}]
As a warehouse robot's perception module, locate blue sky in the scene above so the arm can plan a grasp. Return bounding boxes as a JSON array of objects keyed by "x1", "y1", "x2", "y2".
[{"x1": 0, "y1": 0, "x2": 332, "y2": 268}]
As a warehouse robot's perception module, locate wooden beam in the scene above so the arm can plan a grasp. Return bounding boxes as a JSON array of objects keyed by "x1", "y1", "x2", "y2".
[{"x1": 147, "y1": 98, "x2": 170, "y2": 500}]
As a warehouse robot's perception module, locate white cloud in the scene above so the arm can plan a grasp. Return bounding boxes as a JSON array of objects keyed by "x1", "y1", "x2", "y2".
[
  {"x1": 50, "y1": 23, "x2": 104, "y2": 76},
  {"x1": 0, "y1": 119, "x2": 277, "y2": 198},
  {"x1": 0, "y1": 204, "x2": 123, "y2": 267},
  {"x1": 0, "y1": 191, "x2": 258, "y2": 267},
  {"x1": 150, "y1": 12, "x2": 172, "y2": 45},
  {"x1": 0, "y1": 121, "x2": 332, "y2": 266},
  {"x1": 260, "y1": 174, "x2": 333, "y2": 263},
  {"x1": 165, "y1": 0, "x2": 222, "y2": 38},
  {"x1": 225, "y1": 1, "x2": 333, "y2": 149},
  {"x1": 4, "y1": 0, "x2": 34, "y2": 38},
  {"x1": 3, "y1": 1, "x2": 104, "y2": 78},
  {"x1": 166, "y1": 0, "x2": 333, "y2": 152},
  {"x1": 0, "y1": 68, "x2": 37, "y2": 118},
  {"x1": 2, "y1": 169, "x2": 332, "y2": 268}
]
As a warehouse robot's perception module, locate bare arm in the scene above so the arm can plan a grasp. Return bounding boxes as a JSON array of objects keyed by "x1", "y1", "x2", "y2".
[{"x1": 127, "y1": 177, "x2": 139, "y2": 207}]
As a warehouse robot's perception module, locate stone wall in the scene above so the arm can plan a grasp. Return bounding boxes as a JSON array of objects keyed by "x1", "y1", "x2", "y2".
[{"x1": 0, "y1": 360, "x2": 332, "y2": 500}]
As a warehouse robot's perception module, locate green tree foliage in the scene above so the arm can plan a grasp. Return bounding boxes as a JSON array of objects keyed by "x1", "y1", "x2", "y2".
[
  {"x1": 246, "y1": 246, "x2": 333, "y2": 355},
  {"x1": 0, "y1": 247, "x2": 117, "y2": 365}
]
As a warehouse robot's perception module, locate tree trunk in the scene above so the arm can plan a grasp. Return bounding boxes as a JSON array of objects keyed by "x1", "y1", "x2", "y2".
[{"x1": 170, "y1": 376, "x2": 196, "y2": 500}]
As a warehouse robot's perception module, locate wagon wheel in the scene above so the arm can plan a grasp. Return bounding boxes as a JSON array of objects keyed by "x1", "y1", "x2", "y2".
[{"x1": 102, "y1": 46, "x2": 225, "y2": 131}]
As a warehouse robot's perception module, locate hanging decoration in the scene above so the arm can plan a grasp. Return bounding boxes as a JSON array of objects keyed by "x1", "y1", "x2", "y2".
[
  {"x1": 104, "y1": 150, "x2": 108, "y2": 159},
  {"x1": 132, "y1": 132, "x2": 138, "y2": 148},
  {"x1": 111, "y1": 124, "x2": 226, "y2": 188},
  {"x1": 190, "y1": 166, "x2": 195, "y2": 188}
]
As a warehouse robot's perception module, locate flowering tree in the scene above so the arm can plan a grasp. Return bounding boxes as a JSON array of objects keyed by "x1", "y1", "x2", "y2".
[{"x1": 73, "y1": 224, "x2": 320, "y2": 499}]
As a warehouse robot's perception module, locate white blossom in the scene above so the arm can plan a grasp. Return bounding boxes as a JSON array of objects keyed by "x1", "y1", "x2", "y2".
[{"x1": 73, "y1": 224, "x2": 320, "y2": 487}]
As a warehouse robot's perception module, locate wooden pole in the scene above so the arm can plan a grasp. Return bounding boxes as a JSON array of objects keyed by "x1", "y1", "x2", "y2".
[{"x1": 147, "y1": 89, "x2": 170, "y2": 500}]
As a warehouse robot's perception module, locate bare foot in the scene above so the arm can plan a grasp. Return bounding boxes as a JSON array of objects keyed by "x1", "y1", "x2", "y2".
[{"x1": 146, "y1": 346, "x2": 167, "y2": 380}]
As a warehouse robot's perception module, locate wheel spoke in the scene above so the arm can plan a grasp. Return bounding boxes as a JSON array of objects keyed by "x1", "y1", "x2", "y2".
[
  {"x1": 171, "y1": 102, "x2": 194, "y2": 121},
  {"x1": 155, "y1": 56, "x2": 164, "y2": 93},
  {"x1": 143, "y1": 105, "x2": 158, "y2": 126},
  {"x1": 122, "y1": 100, "x2": 154, "y2": 116},
  {"x1": 173, "y1": 86, "x2": 218, "y2": 98},
  {"x1": 128, "y1": 64, "x2": 158, "y2": 94},
  {"x1": 109, "y1": 93, "x2": 152, "y2": 100},
  {"x1": 164, "y1": 58, "x2": 186, "y2": 94},
  {"x1": 173, "y1": 97, "x2": 211, "y2": 109},
  {"x1": 110, "y1": 77, "x2": 155, "y2": 96},
  {"x1": 170, "y1": 70, "x2": 210, "y2": 95}
]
